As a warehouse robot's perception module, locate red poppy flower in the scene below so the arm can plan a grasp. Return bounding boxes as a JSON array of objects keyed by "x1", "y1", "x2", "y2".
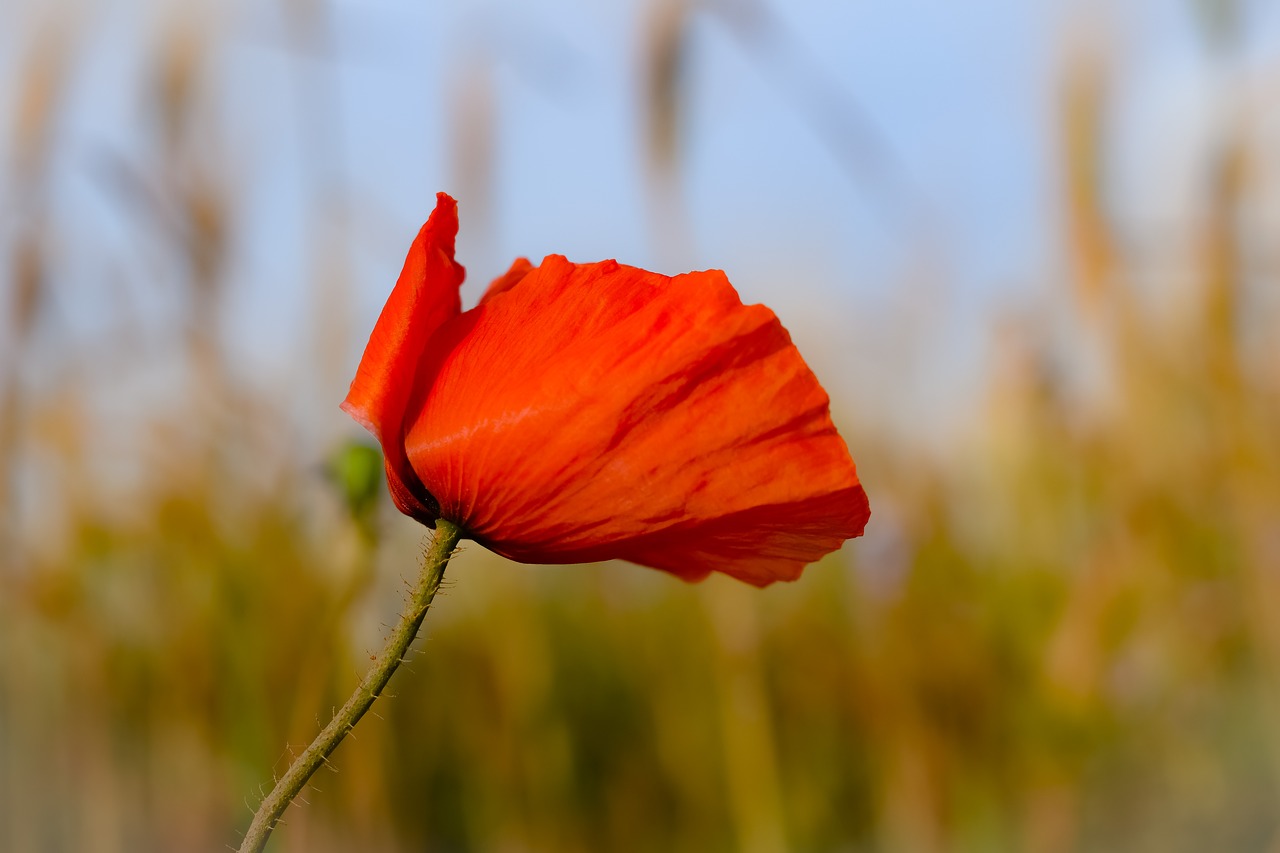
[{"x1": 342, "y1": 193, "x2": 869, "y2": 586}]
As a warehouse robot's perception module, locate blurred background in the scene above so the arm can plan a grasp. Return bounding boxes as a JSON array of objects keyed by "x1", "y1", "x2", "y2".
[{"x1": 4, "y1": 0, "x2": 1280, "y2": 850}]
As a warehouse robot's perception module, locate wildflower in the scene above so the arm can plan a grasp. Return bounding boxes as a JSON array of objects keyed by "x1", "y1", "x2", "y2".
[{"x1": 343, "y1": 193, "x2": 868, "y2": 586}]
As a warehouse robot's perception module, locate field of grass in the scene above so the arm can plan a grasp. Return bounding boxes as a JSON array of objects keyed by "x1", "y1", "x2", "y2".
[{"x1": 3, "y1": 4, "x2": 1280, "y2": 851}]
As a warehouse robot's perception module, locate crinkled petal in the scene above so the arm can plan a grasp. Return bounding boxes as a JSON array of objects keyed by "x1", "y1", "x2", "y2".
[
  {"x1": 403, "y1": 255, "x2": 868, "y2": 585},
  {"x1": 341, "y1": 192, "x2": 465, "y2": 522},
  {"x1": 479, "y1": 257, "x2": 534, "y2": 306}
]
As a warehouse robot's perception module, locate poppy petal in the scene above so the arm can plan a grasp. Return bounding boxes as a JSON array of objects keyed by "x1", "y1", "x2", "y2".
[
  {"x1": 341, "y1": 192, "x2": 466, "y2": 522},
  {"x1": 403, "y1": 256, "x2": 867, "y2": 584},
  {"x1": 479, "y1": 257, "x2": 534, "y2": 306}
]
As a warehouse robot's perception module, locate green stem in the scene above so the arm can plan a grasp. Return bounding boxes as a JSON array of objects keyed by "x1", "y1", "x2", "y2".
[{"x1": 237, "y1": 519, "x2": 463, "y2": 853}]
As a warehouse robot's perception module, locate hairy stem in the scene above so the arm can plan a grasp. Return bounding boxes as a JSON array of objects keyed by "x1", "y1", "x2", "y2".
[{"x1": 237, "y1": 519, "x2": 463, "y2": 853}]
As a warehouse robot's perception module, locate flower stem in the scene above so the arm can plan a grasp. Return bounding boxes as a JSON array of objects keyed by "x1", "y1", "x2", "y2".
[{"x1": 237, "y1": 519, "x2": 463, "y2": 853}]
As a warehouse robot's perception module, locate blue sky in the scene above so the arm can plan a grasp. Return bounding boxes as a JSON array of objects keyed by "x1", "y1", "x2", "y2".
[{"x1": 4, "y1": 0, "x2": 1277, "y2": 436}]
